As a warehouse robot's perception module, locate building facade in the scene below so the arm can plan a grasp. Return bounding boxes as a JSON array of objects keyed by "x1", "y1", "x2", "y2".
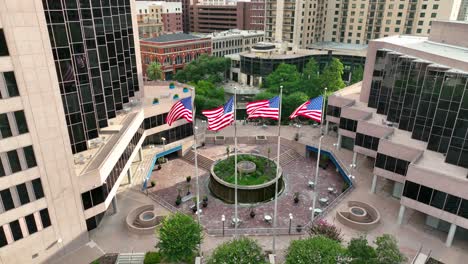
[
  {"x1": 190, "y1": 0, "x2": 264, "y2": 33},
  {"x1": 136, "y1": 1, "x2": 183, "y2": 38},
  {"x1": 140, "y1": 33, "x2": 212, "y2": 80},
  {"x1": 0, "y1": 1, "x2": 197, "y2": 263},
  {"x1": 459, "y1": 0, "x2": 468, "y2": 21},
  {"x1": 165, "y1": 0, "x2": 191, "y2": 33},
  {"x1": 326, "y1": 21, "x2": 468, "y2": 247},
  {"x1": 265, "y1": 0, "x2": 462, "y2": 49},
  {"x1": 195, "y1": 29, "x2": 264, "y2": 57}
]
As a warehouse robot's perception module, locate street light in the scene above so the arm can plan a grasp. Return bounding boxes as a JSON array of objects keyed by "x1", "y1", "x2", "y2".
[
  {"x1": 221, "y1": 214, "x2": 225, "y2": 237},
  {"x1": 288, "y1": 213, "x2": 293, "y2": 234},
  {"x1": 161, "y1": 137, "x2": 166, "y2": 150}
]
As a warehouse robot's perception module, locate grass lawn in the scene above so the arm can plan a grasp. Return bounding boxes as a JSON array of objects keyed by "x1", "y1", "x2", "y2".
[{"x1": 213, "y1": 154, "x2": 277, "y2": 186}]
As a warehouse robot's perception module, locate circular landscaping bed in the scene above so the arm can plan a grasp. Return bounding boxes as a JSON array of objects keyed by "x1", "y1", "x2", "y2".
[{"x1": 209, "y1": 154, "x2": 284, "y2": 203}]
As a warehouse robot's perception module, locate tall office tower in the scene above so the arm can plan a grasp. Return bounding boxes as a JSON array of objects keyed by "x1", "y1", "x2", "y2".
[
  {"x1": 165, "y1": 0, "x2": 192, "y2": 33},
  {"x1": 265, "y1": 0, "x2": 462, "y2": 49},
  {"x1": 0, "y1": 0, "x2": 142, "y2": 262},
  {"x1": 136, "y1": 1, "x2": 183, "y2": 38}
]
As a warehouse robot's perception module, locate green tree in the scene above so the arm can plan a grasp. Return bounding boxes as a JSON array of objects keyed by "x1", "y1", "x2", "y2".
[
  {"x1": 350, "y1": 65, "x2": 364, "y2": 84},
  {"x1": 254, "y1": 91, "x2": 276, "y2": 101},
  {"x1": 174, "y1": 55, "x2": 230, "y2": 84},
  {"x1": 143, "y1": 252, "x2": 162, "y2": 264},
  {"x1": 157, "y1": 213, "x2": 203, "y2": 262},
  {"x1": 207, "y1": 237, "x2": 267, "y2": 264},
  {"x1": 375, "y1": 234, "x2": 407, "y2": 264},
  {"x1": 347, "y1": 236, "x2": 377, "y2": 264},
  {"x1": 264, "y1": 63, "x2": 302, "y2": 95},
  {"x1": 283, "y1": 92, "x2": 309, "y2": 120},
  {"x1": 285, "y1": 235, "x2": 347, "y2": 264},
  {"x1": 301, "y1": 58, "x2": 322, "y2": 97},
  {"x1": 193, "y1": 80, "x2": 225, "y2": 116},
  {"x1": 146, "y1": 62, "x2": 163, "y2": 81},
  {"x1": 320, "y1": 58, "x2": 346, "y2": 92}
]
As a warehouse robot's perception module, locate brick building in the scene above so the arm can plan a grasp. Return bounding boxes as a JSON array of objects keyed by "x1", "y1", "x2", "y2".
[
  {"x1": 140, "y1": 33, "x2": 212, "y2": 80},
  {"x1": 190, "y1": 0, "x2": 264, "y2": 33},
  {"x1": 136, "y1": 1, "x2": 183, "y2": 38}
]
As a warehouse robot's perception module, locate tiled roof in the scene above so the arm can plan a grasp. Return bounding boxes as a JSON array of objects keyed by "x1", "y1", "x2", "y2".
[{"x1": 143, "y1": 33, "x2": 201, "y2": 43}]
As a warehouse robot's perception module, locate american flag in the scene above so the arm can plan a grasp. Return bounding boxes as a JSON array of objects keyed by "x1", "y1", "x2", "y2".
[
  {"x1": 166, "y1": 96, "x2": 193, "y2": 126},
  {"x1": 246, "y1": 96, "x2": 280, "y2": 120},
  {"x1": 202, "y1": 97, "x2": 234, "y2": 131},
  {"x1": 289, "y1": 95, "x2": 323, "y2": 122}
]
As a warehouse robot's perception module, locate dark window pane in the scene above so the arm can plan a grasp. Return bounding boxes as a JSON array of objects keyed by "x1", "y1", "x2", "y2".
[
  {"x1": 395, "y1": 159, "x2": 408, "y2": 175},
  {"x1": 32, "y1": 178, "x2": 44, "y2": 199},
  {"x1": 86, "y1": 216, "x2": 97, "y2": 231},
  {"x1": 417, "y1": 185, "x2": 433, "y2": 204},
  {"x1": 403, "y1": 181, "x2": 419, "y2": 200},
  {"x1": 25, "y1": 214, "x2": 38, "y2": 235},
  {"x1": 444, "y1": 195, "x2": 461, "y2": 214},
  {"x1": 16, "y1": 183, "x2": 30, "y2": 205},
  {"x1": 0, "y1": 189, "x2": 14, "y2": 211},
  {"x1": 0, "y1": 29, "x2": 9, "y2": 56},
  {"x1": 81, "y1": 191, "x2": 92, "y2": 210},
  {"x1": 91, "y1": 186, "x2": 105, "y2": 206},
  {"x1": 0, "y1": 226, "x2": 7, "y2": 247},
  {"x1": 9, "y1": 220, "x2": 23, "y2": 241},
  {"x1": 375, "y1": 153, "x2": 386, "y2": 168},
  {"x1": 14, "y1": 111, "x2": 28, "y2": 134},
  {"x1": 4, "y1": 72, "x2": 19, "y2": 97},
  {"x1": 40, "y1": 209, "x2": 51, "y2": 228},
  {"x1": 23, "y1": 146, "x2": 37, "y2": 168},
  {"x1": 430, "y1": 190, "x2": 447, "y2": 209},
  {"x1": 0, "y1": 113, "x2": 12, "y2": 138},
  {"x1": 0, "y1": 160, "x2": 4, "y2": 177},
  {"x1": 459, "y1": 199, "x2": 468, "y2": 219},
  {"x1": 385, "y1": 156, "x2": 396, "y2": 172},
  {"x1": 7, "y1": 150, "x2": 21, "y2": 173}
]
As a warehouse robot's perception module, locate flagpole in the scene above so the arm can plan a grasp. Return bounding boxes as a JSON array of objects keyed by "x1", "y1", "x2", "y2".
[
  {"x1": 272, "y1": 85, "x2": 283, "y2": 254},
  {"x1": 190, "y1": 88, "x2": 202, "y2": 256},
  {"x1": 234, "y1": 87, "x2": 238, "y2": 237},
  {"x1": 311, "y1": 87, "x2": 327, "y2": 224}
]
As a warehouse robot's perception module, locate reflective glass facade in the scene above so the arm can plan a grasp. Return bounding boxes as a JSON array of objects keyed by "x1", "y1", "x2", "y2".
[
  {"x1": 42, "y1": 0, "x2": 139, "y2": 154},
  {"x1": 368, "y1": 49, "x2": 468, "y2": 168}
]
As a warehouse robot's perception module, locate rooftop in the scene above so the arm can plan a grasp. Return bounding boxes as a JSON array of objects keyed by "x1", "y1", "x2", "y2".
[
  {"x1": 143, "y1": 33, "x2": 202, "y2": 43},
  {"x1": 193, "y1": 29, "x2": 265, "y2": 39},
  {"x1": 308, "y1": 41, "x2": 368, "y2": 51}
]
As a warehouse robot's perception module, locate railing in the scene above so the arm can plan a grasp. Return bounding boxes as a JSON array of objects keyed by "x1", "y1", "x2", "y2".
[{"x1": 147, "y1": 191, "x2": 183, "y2": 214}]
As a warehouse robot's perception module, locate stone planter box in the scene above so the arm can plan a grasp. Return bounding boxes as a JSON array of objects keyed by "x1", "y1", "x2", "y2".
[
  {"x1": 214, "y1": 135, "x2": 225, "y2": 145},
  {"x1": 256, "y1": 135, "x2": 267, "y2": 144}
]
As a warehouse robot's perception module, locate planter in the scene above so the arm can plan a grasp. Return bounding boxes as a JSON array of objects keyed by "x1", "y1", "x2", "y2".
[
  {"x1": 296, "y1": 225, "x2": 303, "y2": 232},
  {"x1": 173, "y1": 94, "x2": 179, "y2": 100},
  {"x1": 169, "y1": 83, "x2": 175, "y2": 89},
  {"x1": 175, "y1": 198, "x2": 181, "y2": 206},
  {"x1": 183, "y1": 87, "x2": 189, "y2": 93},
  {"x1": 202, "y1": 201, "x2": 208, "y2": 208}
]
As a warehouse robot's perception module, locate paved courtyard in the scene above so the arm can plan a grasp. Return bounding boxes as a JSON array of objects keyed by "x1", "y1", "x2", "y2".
[{"x1": 149, "y1": 142, "x2": 345, "y2": 233}]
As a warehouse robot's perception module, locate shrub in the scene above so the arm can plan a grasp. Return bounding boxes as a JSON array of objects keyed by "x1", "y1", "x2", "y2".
[
  {"x1": 144, "y1": 252, "x2": 161, "y2": 264},
  {"x1": 207, "y1": 237, "x2": 267, "y2": 264},
  {"x1": 308, "y1": 219, "x2": 343, "y2": 242},
  {"x1": 375, "y1": 234, "x2": 407, "y2": 264},
  {"x1": 157, "y1": 213, "x2": 203, "y2": 262},
  {"x1": 347, "y1": 236, "x2": 377, "y2": 264},
  {"x1": 285, "y1": 235, "x2": 347, "y2": 264}
]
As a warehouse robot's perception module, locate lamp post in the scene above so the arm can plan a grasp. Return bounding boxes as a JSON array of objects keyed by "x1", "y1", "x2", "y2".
[
  {"x1": 161, "y1": 137, "x2": 166, "y2": 150},
  {"x1": 288, "y1": 213, "x2": 293, "y2": 235},
  {"x1": 221, "y1": 214, "x2": 225, "y2": 237}
]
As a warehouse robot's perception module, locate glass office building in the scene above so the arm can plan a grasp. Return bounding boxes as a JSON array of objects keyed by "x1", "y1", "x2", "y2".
[{"x1": 42, "y1": 0, "x2": 140, "y2": 153}]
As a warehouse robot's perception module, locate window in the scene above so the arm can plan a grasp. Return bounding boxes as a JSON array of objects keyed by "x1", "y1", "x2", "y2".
[
  {"x1": 403, "y1": 181, "x2": 419, "y2": 200},
  {"x1": 7, "y1": 150, "x2": 21, "y2": 173},
  {"x1": 416, "y1": 29, "x2": 422, "y2": 34},
  {"x1": 40, "y1": 209, "x2": 51, "y2": 228},
  {"x1": 25, "y1": 214, "x2": 38, "y2": 235},
  {"x1": 0, "y1": 227, "x2": 7, "y2": 248},
  {"x1": 0, "y1": 189, "x2": 14, "y2": 211},
  {"x1": 14, "y1": 111, "x2": 28, "y2": 134},
  {"x1": 420, "y1": 13, "x2": 425, "y2": 18},
  {"x1": 0, "y1": 160, "x2": 4, "y2": 177},
  {"x1": 339, "y1": 118, "x2": 357, "y2": 132},
  {"x1": 444, "y1": 195, "x2": 461, "y2": 214},
  {"x1": 0, "y1": 29, "x2": 9, "y2": 56},
  {"x1": 4, "y1": 72, "x2": 19, "y2": 98},
  {"x1": 9, "y1": 220, "x2": 23, "y2": 241},
  {"x1": 459, "y1": 199, "x2": 468, "y2": 218},
  {"x1": 430, "y1": 190, "x2": 447, "y2": 209},
  {"x1": 417, "y1": 185, "x2": 432, "y2": 204},
  {"x1": 32, "y1": 178, "x2": 44, "y2": 199},
  {"x1": 16, "y1": 183, "x2": 30, "y2": 205},
  {"x1": 23, "y1": 146, "x2": 37, "y2": 168},
  {"x1": 0, "y1": 114, "x2": 12, "y2": 138},
  {"x1": 431, "y1": 13, "x2": 436, "y2": 18},
  {"x1": 433, "y1": 4, "x2": 439, "y2": 10}
]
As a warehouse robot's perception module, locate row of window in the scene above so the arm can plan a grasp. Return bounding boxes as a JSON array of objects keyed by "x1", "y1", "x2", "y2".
[
  {"x1": 143, "y1": 112, "x2": 168, "y2": 130},
  {"x1": 403, "y1": 181, "x2": 468, "y2": 219},
  {"x1": 0, "y1": 110, "x2": 29, "y2": 139},
  {"x1": 0, "y1": 208, "x2": 51, "y2": 248},
  {"x1": 0, "y1": 178, "x2": 44, "y2": 213},
  {"x1": 0, "y1": 29, "x2": 8, "y2": 56},
  {"x1": 355, "y1": 133, "x2": 380, "y2": 151},
  {"x1": 375, "y1": 153, "x2": 410, "y2": 176},
  {"x1": 143, "y1": 122, "x2": 193, "y2": 146},
  {"x1": 339, "y1": 117, "x2": 357, "y2": 132},
  {"x1": 0, "y1": 72, "x2": 19, "y2": 99},
  {"x1": 0, "y1": 146, "x2": 37, "y2": 177},
  {"x1": 81, "y1": 122, "x2": 144, "y2": 211}
]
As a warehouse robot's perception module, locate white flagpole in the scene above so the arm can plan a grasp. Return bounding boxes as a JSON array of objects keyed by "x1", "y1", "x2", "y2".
[
  {"x1": 311, "y1": 87, "x2": 327, "y2": 223},
  {"x1": 190, "y1": 88, "x2": 202, "y2": 256},
  {"x1": 234, "y1": 88, "x2": 238, "y2": 237},
  {"x1": 272, "y1": 86, "x2": 283, "y2": 254}
]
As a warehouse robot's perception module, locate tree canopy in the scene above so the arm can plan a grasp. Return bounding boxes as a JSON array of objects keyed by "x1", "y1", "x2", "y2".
[
  {"x1": 193, "y1": 80, "x2": 225, "y2": 116},
  {"x1": 285, "y1": 235, "x2": 347, "y2": 264},
  {"x1": 157, "y1": 213, "x2": 203, "y2": 263},
  {"x1": 375, "y1": 234, "x2": 407, "y2": 264},
  {"x1": 347, "y1": 236, "x2": 378, "y2": 264},
  {"x1": 146, "y1": 62, "x2": 163, "y2": 81},
  {"x1": 174, "y1": 55, "x2": 230, "y2": 84},
  {"x1": 320, "y1": 58, "x2": 346, "y2": 92},
  {"x1": 350, "y1": 65, "x2": 364, "y2": 84},
  {"x1": 207, "y1": 237, "x2": 267, "y2": 264},
  {"x1": 264, "y1": 63, "x2": 302, "y2": 95}
]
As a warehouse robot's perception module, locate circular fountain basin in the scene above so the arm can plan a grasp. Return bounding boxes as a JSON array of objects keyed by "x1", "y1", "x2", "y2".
[
  {"x1": 237, "y1": 160, "x2": 256, "y2": 174},
  {"x1": 349, "y1": 206, "x2": 368, "y2": 222}
]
